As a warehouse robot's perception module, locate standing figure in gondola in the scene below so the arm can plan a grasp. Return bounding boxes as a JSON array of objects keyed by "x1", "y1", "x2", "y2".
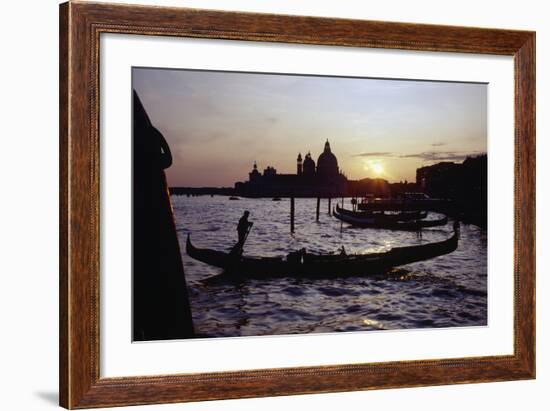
[{"x1": 235, "y1": 210, "x2": 253, "y2": 251}]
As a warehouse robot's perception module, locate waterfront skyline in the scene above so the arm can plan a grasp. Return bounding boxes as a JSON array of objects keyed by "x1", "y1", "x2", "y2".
[{"x1": 133, "y1": 68, "x2": 487, "y2": 187}]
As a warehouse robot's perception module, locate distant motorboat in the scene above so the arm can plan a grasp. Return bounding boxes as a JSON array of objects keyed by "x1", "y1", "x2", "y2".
[
  {"x1": 272, "y1": 197, "x2": 282, "y2": 201},
  {"x1": 229, "y1": 196, "x2": 240, "y2": 200}
]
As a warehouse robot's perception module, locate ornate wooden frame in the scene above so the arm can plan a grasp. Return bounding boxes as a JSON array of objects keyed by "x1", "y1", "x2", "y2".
[{"x1": 59, "y1": 1, "x2": 535, "y2": 408}]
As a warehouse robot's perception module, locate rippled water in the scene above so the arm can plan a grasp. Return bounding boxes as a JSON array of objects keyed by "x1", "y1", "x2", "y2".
[{"x1": 172, "y1": 196, "x2": 487, "y2": 338}]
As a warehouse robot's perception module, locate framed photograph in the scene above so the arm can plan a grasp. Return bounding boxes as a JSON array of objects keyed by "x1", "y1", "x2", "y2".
[{"x1": 59, "y1": 1, "x2": 535, "y2": 408}]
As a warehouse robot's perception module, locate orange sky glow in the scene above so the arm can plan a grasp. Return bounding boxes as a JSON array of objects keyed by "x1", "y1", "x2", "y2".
[{"x1": 133, "y1": 68, "x2": 487, "y2": 187}]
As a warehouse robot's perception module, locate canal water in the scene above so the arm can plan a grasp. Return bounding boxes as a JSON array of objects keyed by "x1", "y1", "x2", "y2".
[{"x1": 172, "y1": 195, "x2": 487, "y2": 338}]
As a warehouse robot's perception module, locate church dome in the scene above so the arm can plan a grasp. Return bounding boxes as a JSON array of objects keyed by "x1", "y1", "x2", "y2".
[
  {"x1": 317, "y1": 140, "x2": 339, "y2": 177},
  {"x1": 303, "y1": 152, "x2": 316, "y2": 176}
]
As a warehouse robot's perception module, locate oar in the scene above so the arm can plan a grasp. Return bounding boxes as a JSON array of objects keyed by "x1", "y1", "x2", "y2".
[{"x1": 241, "y1": 222, "x2": 254, "y2": 248}]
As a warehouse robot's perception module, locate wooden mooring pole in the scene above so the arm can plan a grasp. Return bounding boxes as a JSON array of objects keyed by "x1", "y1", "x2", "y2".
[
  {"x1": 290, "y1": 196, "x2": 295, "y2": 233},
  {"x1": 316, "y1": 197, "x2": 320, "y2": 221},
  {"x1": 328, "y1": 197, "x2": 332, "y2": 214}
]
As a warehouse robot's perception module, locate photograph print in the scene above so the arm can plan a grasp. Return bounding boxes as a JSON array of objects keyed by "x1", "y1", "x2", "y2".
[{"x1": 132, "y1": 67, "x2": 487, "y2": 342}]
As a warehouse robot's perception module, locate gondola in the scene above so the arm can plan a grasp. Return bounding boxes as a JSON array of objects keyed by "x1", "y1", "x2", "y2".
[
  {"x1": 335, "y1": 204, "x2": 427, "y2": 222},
  {"x1": 186, "y1": 222, "x2": 459, "y2": 278},
  {"x1": 333, "y1": 207, "x2": 447, "y2": 230}
]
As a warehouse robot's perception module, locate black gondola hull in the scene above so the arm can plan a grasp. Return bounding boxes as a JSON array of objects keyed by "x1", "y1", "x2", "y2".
[
  {"x1": 335, "y1": 204, "x2": 428, "y2": 222},
  {"x1": 333, "y1": 208, "x2": 447, "y2": 230},
  {"x1": 186, "y1": 223, "x2": 459, "y2": 279}
]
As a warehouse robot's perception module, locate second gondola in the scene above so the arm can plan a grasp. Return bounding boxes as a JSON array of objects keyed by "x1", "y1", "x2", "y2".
[
  {"x1": 333, "y1": 206, "x2": 447, "y2": 230},
  {"x1": 335, "y1": 204, "x2": 428, "y2": 222}
]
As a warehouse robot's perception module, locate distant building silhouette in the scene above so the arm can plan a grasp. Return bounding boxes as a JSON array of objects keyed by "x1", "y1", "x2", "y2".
[
  {"x1": 169, "y1": 145, "x2": 487, "y2": 226},
  {"x1": 235, "y1": 140, "x2": 348, "y2": 197},
  {"x1": 416, "y1": 154, "x2": 487, "y2": 225},
  {"x1": 416, "y1": 155, "x2": 487, "y2": 201},
  {"x1": 317, "y1": 140, "x2": 340, "y2": 179}
]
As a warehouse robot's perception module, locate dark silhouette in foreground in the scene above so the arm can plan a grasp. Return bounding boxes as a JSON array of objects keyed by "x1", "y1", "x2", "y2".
[{"x1": 133, "y1": 90, "x2": 194, "y2": 341}]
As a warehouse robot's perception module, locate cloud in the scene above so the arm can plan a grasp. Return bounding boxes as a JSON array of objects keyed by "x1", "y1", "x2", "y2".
[
  {"x1": 353, "y1": 151, "x2": 395, "y2": 158},
  {"x1": 353, "y1": 150, "x2": 485, "y2": 162},
  {"x1": 400, "y1": 151, "x2": 485, "y2": 161}
]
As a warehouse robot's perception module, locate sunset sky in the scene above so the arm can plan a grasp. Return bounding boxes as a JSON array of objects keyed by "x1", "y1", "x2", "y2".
[{"x1": 133, "y1": 68, "x2": 487, "y2": 187}]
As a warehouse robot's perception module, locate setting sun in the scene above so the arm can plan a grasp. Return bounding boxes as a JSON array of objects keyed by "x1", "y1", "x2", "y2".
[
  {"x1": 372, "y1": 163, "x2": 384, "y2": 175},
  {"x1": 363, "y1": 159, "x2": 385, "y2": 176}
]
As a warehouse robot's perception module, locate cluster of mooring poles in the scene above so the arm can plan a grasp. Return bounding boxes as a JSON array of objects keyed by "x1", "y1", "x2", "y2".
[{"x1": 290, "y1": 195, "x2": 344, "y2": 234}]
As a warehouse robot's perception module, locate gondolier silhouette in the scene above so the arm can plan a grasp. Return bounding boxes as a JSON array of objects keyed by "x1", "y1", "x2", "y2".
[{"x1": 232, "y1": 210, "x2": 253, "y2": 256}]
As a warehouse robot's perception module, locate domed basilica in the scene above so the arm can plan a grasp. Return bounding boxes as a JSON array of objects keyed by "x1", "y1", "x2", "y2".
[
  {"x1": 235, "y1": 140, "x2": 347, "y2": 197},
  {"x1": 298, "y1": 140, "x2": 340, "y2": 180}
]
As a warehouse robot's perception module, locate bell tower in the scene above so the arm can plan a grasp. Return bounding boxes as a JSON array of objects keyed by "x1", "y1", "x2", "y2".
[{"x1": 297, "y1": 153, "x2": 303, "y2": 175}]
